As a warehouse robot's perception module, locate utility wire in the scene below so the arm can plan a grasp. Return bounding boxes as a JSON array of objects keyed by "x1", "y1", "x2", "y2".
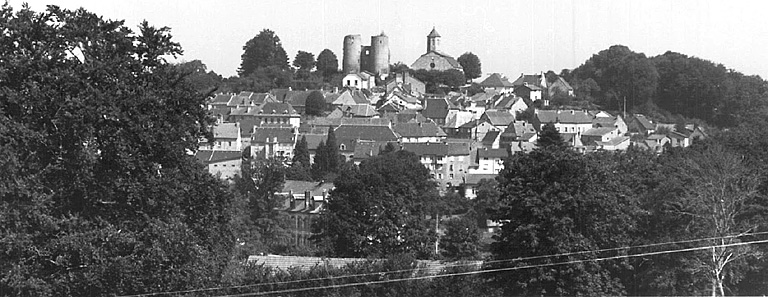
[
  {"x1": 118, "y1": 231, "x2": 768, "y2": 297},
  {"x1": 218, "y1": 239, "x2": 768, "y2": 297}
]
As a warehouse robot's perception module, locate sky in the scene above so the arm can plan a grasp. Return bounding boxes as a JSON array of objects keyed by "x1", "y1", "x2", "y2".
[{"x1": 9, "y1": 0, "x2": 768, "y2": 79}]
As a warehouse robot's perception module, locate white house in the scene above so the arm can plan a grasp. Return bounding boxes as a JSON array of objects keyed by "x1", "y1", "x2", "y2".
[{"x1": 342, "y1": 71, "x2": 375, "y2": 90}]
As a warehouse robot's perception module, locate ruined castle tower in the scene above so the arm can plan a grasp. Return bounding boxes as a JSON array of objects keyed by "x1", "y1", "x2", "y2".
[{"x1": 342, "y1": 32, "x2": 390, "y2": 77}]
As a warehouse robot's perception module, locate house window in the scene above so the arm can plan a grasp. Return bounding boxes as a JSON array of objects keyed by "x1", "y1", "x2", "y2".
[
  {"x1": 438, "y1": 174, "x2": 443, "y2": 179},
  {"x1": 340, "y1": 144, "x2": 346, "y2": 151},
  {"x1": 449, "y1": 174, "x2": 454, "y2": 179},
  {"x1": 449, "y1": 165, "x2": 453, "y2": 171}
]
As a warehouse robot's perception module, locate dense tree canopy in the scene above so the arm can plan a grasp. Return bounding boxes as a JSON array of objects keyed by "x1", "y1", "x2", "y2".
[
  {"x1": 312, "y1": 150, "x2": 438, "y2": 258},
  {"x1": 238, "y1": 29, "x2": 290, "y2": 76},
  {"x1": 570, "y1": 45, "x2": 659, "y2": 110},
  {"x1": 457, "y1": 52, "x2": 482, "y2": 82},
  {"x1": 0, "y1": 5, "x2": 233, "y2": 295}
]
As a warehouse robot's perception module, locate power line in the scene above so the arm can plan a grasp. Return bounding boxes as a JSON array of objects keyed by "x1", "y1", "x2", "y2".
[
  {"x1": 118, "y1": 231, "x2": 768, "y2": 297},
  {"x1": 218, "y1": 239, "x2": 768, "y2": 297}
]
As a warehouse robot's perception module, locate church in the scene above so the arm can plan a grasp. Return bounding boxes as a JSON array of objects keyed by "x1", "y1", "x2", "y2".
[{"x1": 410, "y1": 27, "x2": 463, "y2": 72}]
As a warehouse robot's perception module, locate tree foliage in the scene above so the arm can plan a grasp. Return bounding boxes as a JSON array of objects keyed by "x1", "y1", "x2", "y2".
[
  {"x1": 292, "y1": 50, "x2": 315, "y2": 71},
  {"x1": 571, "y1": 45, "x2": 659, "y2": 109},
  {"x1": 312, "y1": 150, "x2": 438, "y2": 258},
  {"x1": 0, "y1": 5, "x2": 233, "y2": 295},
  {"x1": 311, "y1": 128, "x2": 341, "y2": 180},
  {"x1": 457, "y1": 52, "x2": 482, "y2": 82},
  {"x1": 315, "y1": 48, "x2": 339, "y2": 80},
  {"x1": 304, "y1": 90, "x2": 325, "y2": 116},
  {"x1": 238, "y1": 29, "x2": 290, "y2": 76},
  {"x1": 536, "y1": 122, "x2": 567, "y2": 149}
]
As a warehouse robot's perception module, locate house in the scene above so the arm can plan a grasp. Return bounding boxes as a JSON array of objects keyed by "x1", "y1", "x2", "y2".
[
  {"x1": 533, "y1": 109, "x2": 594, "y2": 134},
  {"x1": 421, "y1": 98, "x2": 458, "y2": 125},
  {"x1": 208, "y1": 93, "x2": 234, "y2": 123},
  {"x1": 401, "y1": 141, "x2": 473, "y2": 191},
  {"x1": 277, "y1": 90, "x2": 313, "y2": 114},
  {"x1": 560, "y1": 133, "x2": 585, "y2": 148},
  {"x1": 546, "y1": 75, "x2": 574, "y2": 97},
  {"x1": 385, "y1": 72, "x2": 426, "y2": 95},
  {"x1": 481, "y1": 110, "x2": 516, "y2": 130},
  {"x1": 202, "y1": 122, "x2": 242, "y2": 151},
  {"x1": 478, "y1": 73, "x2": 515, "y2": 95},
  {"x1": 461, "y1": 173, "x2": 497, "y2": 199},
  {"x1": 331, "y1": 89, "x2": 370, "y2": 106},
  {"x1": 667, "y1": 130, "x2": 691, "y2": 148},
  {"x1": 342, "y1": 71, "x2": 375, "y2": 89},
  {"x1": 442, "y1": 110, "x2": 476, "y2": 137},
  {"x1": 466, "y1": 92, "x2": 494, "y2": 116},
  {"x1": 195, "y1": 150, "x2": 242, "y2": 181},
  {"x1": 511, "y1": 73, "x2": 546, "y2": 89},
  {"x1": 581, "y1": 127, "x2": 621, "y2": 146},
  {"x1": 276, "y1": 180, "x2": 334, "y2": 248},
  {"x1": 328, "y1": 104, "x2": 379, "y2": 118},
  {"x1": 480, "y1": 130, "x2": 501, "y2": 149},
  {"x1": 596, "y1": 136, "x2": 630, "y2": 151},
  {"x1": 469, "y1": 148, "x2": 509, "y2": 174},
  {"x1": 393, "y1": 121, "x2": 447, "y2": 143},
  {"x1": 500, "y1": 121, "x2": 538, "y2": 145},
  {"x1": 592, "y1": 115, "x2": 628, "y2": 135},
  {"x1": 351, "y1": 140, "x2": 397, "y2": 165},
  {"x1": 508, "y1": 141, "x2": 537, "y2": 154},
  {"x1": 410, "y1": 27, "x2": 464, "y2": 72},
  {"x1": 250, "y1": 125, "x2": 298, "y2": 160},
  {"x1": 639, "y1": 134, "x2": 671, "y2": 153},
  {"x1": 334, "y1": 124, "x2": 400, "y2": 162},
  {"x1": 628, "y1": 114, "x2": 656, "y2": 135},
  {"x1": 257, "y1": 102, "x2": 302, "y2": 128},
  {"x1": 491, "y1": 94, "x2": 528, "y2": 115},
  {"x1": 513, "y1": 83, "x2": 543, "y2": 102},
  {"x1": 458, "y1": 119, "x2": 499, "y2": 141}
]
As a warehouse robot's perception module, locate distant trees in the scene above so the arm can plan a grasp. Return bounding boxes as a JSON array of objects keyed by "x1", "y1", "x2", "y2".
[
  {"x1": 570, "y1": 45, "x2": 658, "y2": 110},
  {"x1": 316, "y1": 49, "x2": 339, "y2": 80},
  {"x1": 239, "y1": 29, "x2": 290, "y2": 76},
  {"x1": 292, "y1": 50, "x2": 315, "y2": 71},
  {"x1": 457, "y1": 52, "x2": 482, "y2": 82},
  {"x1": 175, "y1": 59, "x2": 222, "y2": 94},
  {"x1": 312, "y1": 150, "x2": 438, "y2": 258}
]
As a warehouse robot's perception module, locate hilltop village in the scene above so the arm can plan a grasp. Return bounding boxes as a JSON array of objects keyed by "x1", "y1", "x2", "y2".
[
  {"x1": 197, "y1": 28, "x2": 707, "y2": 250},
  {"x1": 11, "y1": 5, "x2": 768, "y2": 296}
]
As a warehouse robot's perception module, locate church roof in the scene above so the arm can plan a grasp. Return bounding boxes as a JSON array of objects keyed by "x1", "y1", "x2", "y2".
[{"x1": 428, "y1": 27, "x2": 441, "y2": 38}]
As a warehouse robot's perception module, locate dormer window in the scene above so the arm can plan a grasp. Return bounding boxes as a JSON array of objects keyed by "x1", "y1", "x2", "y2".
[{"x1": 339, "y1": 144, "x2": 346, "y2": 151}]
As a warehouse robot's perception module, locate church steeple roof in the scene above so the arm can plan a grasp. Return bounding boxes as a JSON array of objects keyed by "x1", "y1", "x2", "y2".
[{"x1": 427, "y1": 27, "x2": 441, "y2": 38}]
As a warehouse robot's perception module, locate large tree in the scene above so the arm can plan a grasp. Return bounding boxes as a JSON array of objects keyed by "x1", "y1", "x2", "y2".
[
  {"x1": 0, "y1": 5, "x2": 233, "y2": 295},
  {"x1": 238, "y1": 29, "x2": 290, "y2": 76},
  {"x1": 457, "y1": 52, "x2": 482, "y2": 82},
  {"x1": 490, "y1": 149, "x2": 639, "y2": 296},
  {"x1": 292, "y1": 50, "x2": 315, "y2": 72},
  {"x1": 312, "y1": 150, "x2": 438, "y2": 258},
  {"x1": 315, "y1": 48, "x2": 339, "y2": 79},
  {"x1": 304, "y1": 90, "x2": 325, "y2": 116}
]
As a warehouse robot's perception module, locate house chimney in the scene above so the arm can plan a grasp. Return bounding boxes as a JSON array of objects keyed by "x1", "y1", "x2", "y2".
[
  {"x1": 289, "y1": 190, "x2": 295, "y2": 208},
  {"x1": 304, "y1": 191, "x2": 311, "y2": 208}
]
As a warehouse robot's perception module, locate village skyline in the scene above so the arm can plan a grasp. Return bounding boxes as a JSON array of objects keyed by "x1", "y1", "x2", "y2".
[{"x1": 11, "y1": 0, "x2": 768, "y2": 79}]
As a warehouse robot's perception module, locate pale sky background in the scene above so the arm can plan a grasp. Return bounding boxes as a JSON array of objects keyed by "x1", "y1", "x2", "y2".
[{"x1": 9, "y1": 0, "x2": 768, "y2": 79}]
